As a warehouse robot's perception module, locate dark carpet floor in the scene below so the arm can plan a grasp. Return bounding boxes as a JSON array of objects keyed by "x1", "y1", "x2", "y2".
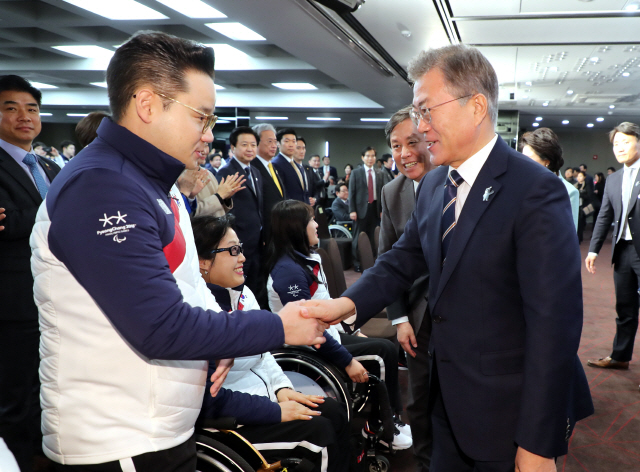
[{"x1": 345, "y1": 227, "x2": 640, "y2": 472}]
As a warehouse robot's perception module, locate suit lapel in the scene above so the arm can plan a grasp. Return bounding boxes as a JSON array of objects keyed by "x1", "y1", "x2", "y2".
[
  {"x1": 433, "y1": 139, "x2": 507, "y2": 305},
  {"x1": 626, "y1": 169, "x2": 640, "y2": 216},
  {"x1": 400, "y1": 176, "x2": 415, "y2": 223},
  {"x1": 425, "y1": 171, "x2": 445, "y2": 295},
  {"x1": 0, "y1": 148, "x2": 43, "y2": 203}
]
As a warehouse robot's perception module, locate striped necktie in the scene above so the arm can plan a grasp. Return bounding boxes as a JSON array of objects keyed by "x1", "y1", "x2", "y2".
[
  {"x1": 441, "y1": 169, "x2": 464, "y2": 265},
  {"x1": 291, "y1": 160, "x2": 304, "y2": 188},
  {"x1": 22, "y1": 153, "x2": 49, "y2": 199}
]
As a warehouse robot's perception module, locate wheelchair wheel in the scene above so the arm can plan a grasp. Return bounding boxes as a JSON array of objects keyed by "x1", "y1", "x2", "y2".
[
  {"x1": 196, "y1": 434, "x2": 255, "y2": 472},
  {"x1": 272, "y1": 347, "x2": 353, "y2": 421}
]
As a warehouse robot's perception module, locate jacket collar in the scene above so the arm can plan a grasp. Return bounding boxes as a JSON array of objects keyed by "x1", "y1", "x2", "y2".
[{"x1": 96, "y1": 118, "x2": 186, "y2": 195}]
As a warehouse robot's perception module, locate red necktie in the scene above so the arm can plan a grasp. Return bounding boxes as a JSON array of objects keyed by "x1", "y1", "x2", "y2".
[{"x1": 367, "y1": 169, "x2": 374, "y2": 204}]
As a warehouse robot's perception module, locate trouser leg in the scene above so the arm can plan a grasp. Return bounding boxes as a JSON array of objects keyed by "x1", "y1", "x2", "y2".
[
  {"x1": 339, "y1": 334, "x2": 401, "y2": 414},
  {"x1": 0, "y1": 319, "x2": 41, "y2": 472},
  {"x1": 612, "y1": 243, "x2": 640, "y2": 362},
  {"x1": 240, "y1": 399, "x2": 350, "y2": 472},
  {"x1": 405, "y1": 323, "x2": 432, "y2": 472}
]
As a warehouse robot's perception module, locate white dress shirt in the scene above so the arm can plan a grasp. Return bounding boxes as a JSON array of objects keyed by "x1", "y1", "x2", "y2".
[
  {"x1": 619, "y1": 159, "x2": 640, "y2": 241},
  {"x1": 450, "y1": 134, "x2": 498, "y2": 221},
  {"x1": 363, "y1": 164, "x2": 377, "y2": 201}
]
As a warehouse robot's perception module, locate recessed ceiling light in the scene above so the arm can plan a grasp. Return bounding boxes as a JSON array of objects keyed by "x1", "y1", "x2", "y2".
[
  {"x1": 566, "y1": 90, "x2": 574, "y2": 95},
  {"x1": 609, "y1": 104, "x2": 616, "y2": 109},
  {"x1": 622, "y1": 72, "x2": 631, "y2": 77},
  {"x1": 272, "y1": 83, "x2": 317, "y2": 90},
  {"x1": 535, "y1": 116, "x2": 543, "y2": 121},
  {"x1": 30, "y1": 82, "x2": 57, "y2": 89},
  {"x1": 214, "y1": 84, "x2": 225, "y2": 90},
  {"x1": 205, "y1": 22, "x2": 265, "y2": 41},
  {"x1": 53, "y1": 45, "x2": 114, "y2": 60},
  {"x1": 596, "y1": 117, "x2": 604, "y2": 122},
  {"x1": 40, "y1": 113, "x2": 53, "y2": 117},
  {"x1": 61, "y1": 0, "x2": 167, "y2": 20},
  {"x1": 550, "y1": 66, "x2": 558, "y2": 72},
  {"x1": 155, "y1": 0, "x2": 226, "y2": 18},
  {"x1": 67, "y1": 113, "x2": 89, "y2": 117},
  {"x1": 90, "y1": 82, "x2": 107, "y2": 88},
  {"x1": 522, "y1": 95, "x2": 528, "y2": 99},
  {"x1": 562, "y1": 120, "x2": 569, "y2": 125},
  {"x1": 590, "y1": 57, "x2": 599, "y2": 62},
  {"x1": 216, "y1": 119, "x2": 231, "y2": 124},
  {"x1": 624, "y1": 3, "x2": 639, "y2": 10},
  {"x1": 542, "y1": 102, "x2": 549, "y2": 107},
  {"x1": 307, "y1": 117, "x2": 341, "y2": 121},
  {"x1": 587, "y1": 123, "x2": 594, "y2": 128},
  {"x1": 360, "y1": 118, "x2": 390, "y2": 122},
  {"x1": 525, "y1": 81, "x2": 532, "y2": 86},
  {"x1": 532, "y1": 122, "x2": 540, "y2": 127},
  {"x1": 255, "y1": 116, "x2": 289, "y2": 120}
]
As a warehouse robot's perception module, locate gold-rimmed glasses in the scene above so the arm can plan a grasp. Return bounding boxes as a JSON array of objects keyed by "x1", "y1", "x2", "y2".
[
  {"x1": 156, "y1": 92, "x2": 218, "y2": 133},
  {"x1": 410, "y1": 94, "x2": 473, "y2": 127}
]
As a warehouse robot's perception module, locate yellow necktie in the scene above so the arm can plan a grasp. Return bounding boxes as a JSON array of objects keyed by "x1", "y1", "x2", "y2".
[
  {"x1": 291, "y1": 160, "x2": 304, "y2": 188},
  {"x1": 268, "y1": 162, "x2": 283, "y2": 197}
]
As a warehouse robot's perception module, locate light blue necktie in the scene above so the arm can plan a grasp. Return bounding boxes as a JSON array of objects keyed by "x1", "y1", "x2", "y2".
[{"x1": 22, "y1": 153, "x2": 48, "y2": 199}]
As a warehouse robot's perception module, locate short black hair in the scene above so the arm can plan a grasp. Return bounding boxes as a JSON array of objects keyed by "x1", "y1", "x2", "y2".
[
  {"x1": 0, "y1": 75, "x2": 42, "y2": 107},
  {"x1": 76, "y1": 111, "x2": 110, "y2": 148},
  {"x1": 296, "y1": 136, "x2": 306, "y2": 145},
  {"x1": 33, "y1": 141, "x2": 47, "y2": 149},
  {"x1": 60, "y1": 140, "x2": 75, "y2": 150},
  {"x1": 191, "y1": 214, "x2": 236, "y2": 263},
  {"x1": 607, "y1": 166, "x2": 616, "y2": 172},
  {"x1": 106, "y1": 31, "x2": 215, "y2": 122},
  {"x1": 229, "y1": 126, "x2": 259, "y2": 147},
  {"x1": 579, "y1": 164, "x2": 587, "y2": 170},
  {"x1": 361, "y1": 146, "x2": 376, "y2": 157},
  {"x1": 276, "y1": 128, "x2": 297, "y2": 142},
  {"x1": 609, "y1": 122, "x2": 640, "y2": 142},
  {"x1": 336, "y1": 183, "x2": 348, "y2": 193},
  {"x1": 520, "y1": 128, "x2": 564, "y2": 174}
]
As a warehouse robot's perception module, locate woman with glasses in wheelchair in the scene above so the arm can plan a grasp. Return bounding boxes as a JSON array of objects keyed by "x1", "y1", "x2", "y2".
[
  {"x1": 265, "y1": 200, "x2": 412, "y2": 451},
  {"x1": 192, "y1": 214, "x2": 351, "y2": 472}
]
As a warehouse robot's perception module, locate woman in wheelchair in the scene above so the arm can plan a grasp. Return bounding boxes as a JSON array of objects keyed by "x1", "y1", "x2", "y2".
[
  {"x1": 265, "y1": 200, "x2": 412, "y2": 451},
  {"x1": 192, "y1": 214, "x2": 351, "y2": 472}
]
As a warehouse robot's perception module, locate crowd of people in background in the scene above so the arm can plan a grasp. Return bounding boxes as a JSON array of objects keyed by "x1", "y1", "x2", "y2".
[{"x1": 3, "y1": 29, "x2": 640, "y2": 472}]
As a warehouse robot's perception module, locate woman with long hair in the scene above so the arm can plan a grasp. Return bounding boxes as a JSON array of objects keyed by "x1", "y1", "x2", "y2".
[
  {"x1": 265, "y1": 200, "x2": 412, "y2": 450},
  {"x1": 192, "y1": 214, "x2": 350, "y2": 472}
]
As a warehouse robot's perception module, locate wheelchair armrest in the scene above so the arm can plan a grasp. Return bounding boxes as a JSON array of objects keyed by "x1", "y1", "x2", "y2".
[{"x1": 200, "y1": 416, "x2": 238, "y2": 430}]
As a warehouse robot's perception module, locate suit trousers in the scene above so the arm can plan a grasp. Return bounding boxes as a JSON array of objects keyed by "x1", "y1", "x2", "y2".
[
  {"x1": 405, "y1": 322, "x2": 433, "y2": 472},
  {"x1": 351, "y1": 202, "x2": 379, "y2": 269},
  {"x1": 53, "y1": 435, "x2": 196, "y2": 472},
  {"x1": 430, "y1": 362, "x2": 515, "y2": 472},
  {"x1": 0, "y1": 319, "x2": 42, "y2": 472},
  {"x1": 611, "y1": 240, "x2": 640, "y2": 362}
]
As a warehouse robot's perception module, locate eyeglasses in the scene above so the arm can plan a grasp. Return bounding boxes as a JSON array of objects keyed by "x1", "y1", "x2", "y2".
[
  {"x1": 156, "y1": 92, "x2": 218, "y2": 134},
  {"x1": 409, "y1": 94, "x2": 474, "y2": 127},
  {"x1": 210, "y1": 244, "x2": 243, "y2": 257}
]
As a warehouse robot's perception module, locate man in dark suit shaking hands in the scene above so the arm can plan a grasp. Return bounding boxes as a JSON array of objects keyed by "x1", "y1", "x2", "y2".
[
  {"x1": 0, "y1": 75, "x2": 60, "y2": 471},
  {"x1": 586, "y1": 122, "x2": 640, "y2": 370},
  {"x1": 307, "y1": 45, "x2": 592, "y2": 472}
]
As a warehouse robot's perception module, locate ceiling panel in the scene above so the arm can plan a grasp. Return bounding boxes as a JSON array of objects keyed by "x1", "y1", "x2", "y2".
[
  {"x1": 448, "y1": 0, "x2": 521, "y2": 17},
  {"x1": 458, "y1": 17, "x2": 640, "y2": 44},
  {"x1": 521, "y1": 0, "x2": 628, "y2": 13}
]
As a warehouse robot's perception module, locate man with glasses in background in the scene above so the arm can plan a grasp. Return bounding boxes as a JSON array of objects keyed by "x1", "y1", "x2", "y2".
[
  {"x1": 30, "y1": 31, "x2": 327, "y2": 471},
  {"x1": 308, "y1": 44, "x2": 592, "y2": 472}
]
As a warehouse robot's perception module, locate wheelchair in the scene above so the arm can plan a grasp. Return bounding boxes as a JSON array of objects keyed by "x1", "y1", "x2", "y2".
[
  {"x1": 272, "y1": 347, "x2": 395, "y2": 472},
  {"x1": 195, "y1": 417, "x2": 312, "y2": 472}
]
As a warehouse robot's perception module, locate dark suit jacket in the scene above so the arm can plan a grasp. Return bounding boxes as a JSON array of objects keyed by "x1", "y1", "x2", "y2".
[
  {"x1": 589, "y1": 167, "x2": 640, "y2": 262},
  {"x1": 304, "y1": 165, "x2": 327, "y2": 202},
  {"x1": 252, "y1": 158, "x2": 285, "y2": 243},
  {"x1": 344, "y1": 137, "x2": 592, "y2": 460},
  {"x1": 331, "y1": 198, "x2": 350, "y2": 222},
  {"x1": 0, "y1": 147, "x2": 60, "y2": 321},
  {"x1": 348, "y1": 166, "x2": 383, "y2": 218},
  {"x1": 379, "y1": 175, "x2": 430, "y2": 334},
  {"x1": 217, "y1": 158, "x2": 263, "y2": 260},
  {"x1": 271, "y1": 153, "x2": 309, "y2": 203}
]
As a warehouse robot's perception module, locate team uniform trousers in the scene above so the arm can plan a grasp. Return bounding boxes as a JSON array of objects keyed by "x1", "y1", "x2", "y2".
[
  {"x1": 351, "y1": 201, "x2": 380, "y2": 267},
  {"x1": 53, "y1": 435, "x2": 196, "y2": 472},
  {"x1": 338, "y1": 333, "x2": 400, "y2": 414},
  {"x1": 612, "y1": 240, "x2": 640, "y2": 361},
  {"x1": 235, "y1": 399, "x2": 350, "y2": 472}
]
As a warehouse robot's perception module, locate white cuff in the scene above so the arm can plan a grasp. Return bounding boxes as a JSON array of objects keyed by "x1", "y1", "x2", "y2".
[{"x1": 391, "y1": 316, "x2": 409, "y2": 326}]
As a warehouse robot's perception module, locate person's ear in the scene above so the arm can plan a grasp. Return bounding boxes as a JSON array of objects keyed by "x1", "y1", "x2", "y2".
[
  {"x1": 133, "y1": 89, "x2": 157, "y2": 125},
  {"x1": 199, "y1": 258, "x2": 213, "y2": 273},
  {"x1": 472, "y1": 93, "x2": 489, "y2": 126}
]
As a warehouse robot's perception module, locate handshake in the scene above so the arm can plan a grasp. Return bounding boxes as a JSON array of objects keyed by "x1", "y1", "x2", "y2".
[{"x1": 277, "y1": 298, "x2": 357, "y2": 347}]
